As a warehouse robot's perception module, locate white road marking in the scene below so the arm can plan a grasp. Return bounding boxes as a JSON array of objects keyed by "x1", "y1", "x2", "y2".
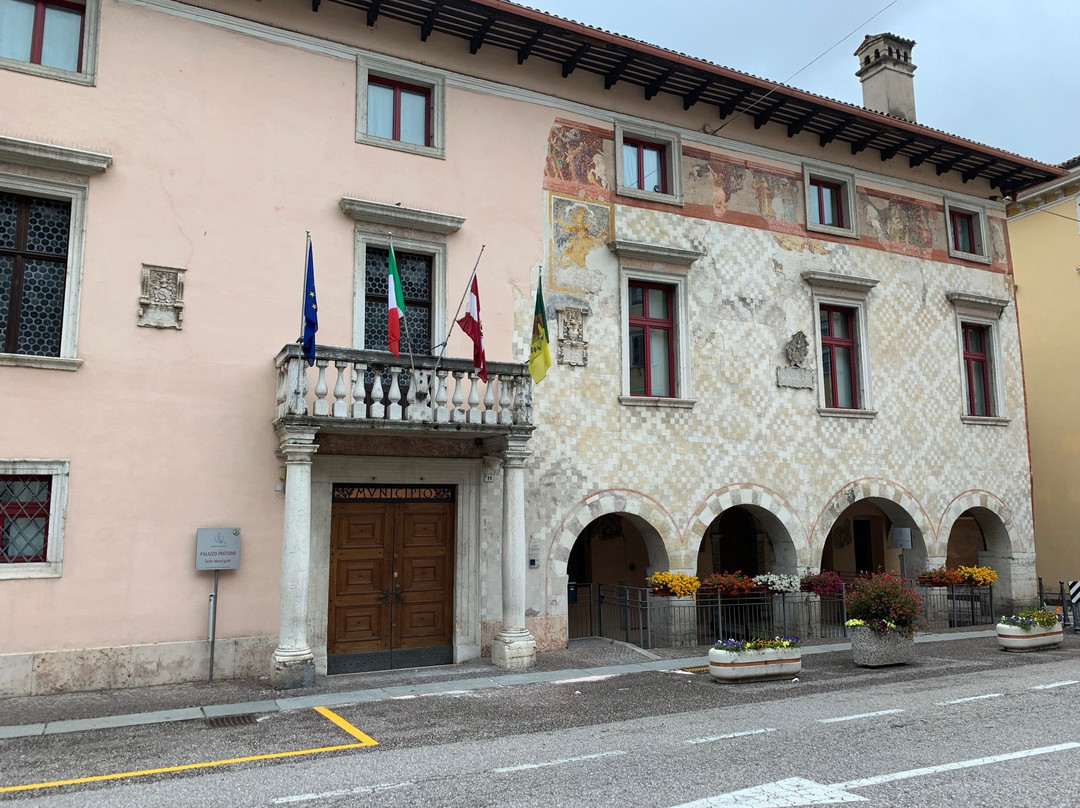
[
  {"x1": 937, "y1": 693, "x2": 1002, "y2": 705},
  {"x1": 550, "y1": 674, "x2": 618, "y2": 685},
  {"x1": 271, "y1": 781, "x2": 413, "y2": 804},
  {"x1": 687, "y1": 728, "x2": 777, "y2": 745},
  {"x1": 819, "y1": 709, "x2": 903, "y2": 723},
  {"x1": 671, "y1": 743, "x2": 1080, "y2": 807},
  {"x1": 492, "y1": 750, "x2": 626, "y2": 773},
  {"x1": 1032, "y1": 680, "x2": 1079, "y2": 689},
  {"x1": 835, "y1": 742, "x2": 1080, "y2": 789}
]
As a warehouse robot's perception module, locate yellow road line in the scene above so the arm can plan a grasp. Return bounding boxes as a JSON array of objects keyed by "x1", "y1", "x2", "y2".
[
  {"x1": 0, "y1": 707, "x2": 378, "y2": 794},
  {"x1": 313, "y1": 706, "x2": 379, "y2": 745}
]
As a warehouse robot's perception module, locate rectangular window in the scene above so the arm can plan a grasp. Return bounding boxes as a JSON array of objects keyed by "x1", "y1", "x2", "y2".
[
  {"x1": 0, "y1": 0, "x2": 84, "y2": 71},
  {"x1": 363, "y1": 246, "x2": 432, "y2": 354},
  {"x1": 0, "y1": 475, "x2": 50, "y2": 563},
  {"x1": 944, "y1": 200, "x2": 988, "y2": 260},
  {"x1": 950, "y1": 210, "x2": 975, "y2": 254},
  {"x1": 962, "y1": 323, "x2": 992, "y2": 417},
  {"x1": 628, "y1": 281, "x2": 674, "y2": 397},
  {"x1": 0, "y1": 190, "x2": 71, "y2": 357},
  {"x1": 367, "y1": 77, "x2": 430, "y2": 147},
  {"x1": 622, "y1": 139, "x2": 667, "y2": 195},
  {"x1": 810, "y1": 179, "x2": 844, "y2": 229},
  {"x1": 820, "y1": 305, "x2": 858, "y2": 409}
]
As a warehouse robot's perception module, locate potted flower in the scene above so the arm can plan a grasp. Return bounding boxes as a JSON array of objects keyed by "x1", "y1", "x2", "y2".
[
  {"x1": 709, "y1": 636, "x2": 802, "y2": 682},
  {"x1": 753, "y1": 573, "x2": 801, "y2": 593},
  {"x1": 646, "y1": 571, "x2": 700, "y2": 598},
  {"x1": 916, "y1": 566, "x2": 964, "y2": 587},
  {"x1": 996, "y1": 609, "x2": 1063, "y2": 652},
  {"x1": 844, "y1": 573, "x2": 924, "y2": 666},
  {"x1": 800, "y1": 570, "x2": 843, "y2": 596},
  {"x1": 956, "y1": 565, "x2": 998, "y2": 587},
  {"x1": 702, "y1": 571, "x2": 756, "y2": 596}
]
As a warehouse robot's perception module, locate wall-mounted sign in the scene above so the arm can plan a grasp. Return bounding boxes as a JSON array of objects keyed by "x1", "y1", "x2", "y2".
[
  {"x1": 195, "y1": 528, "x2": 241, "y2": 570},
  {"x1": 890, "y1": 527, "x2": 912, "y2": 550},
  {"x1": 333, "y1": 484, "x2": 455, "y2": 503}
]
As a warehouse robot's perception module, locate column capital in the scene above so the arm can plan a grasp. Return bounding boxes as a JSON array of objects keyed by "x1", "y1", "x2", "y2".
[
  {"x1": 275, "y1": 424, "x2": 319, "y2": 461},
  {"x1": 502, "y1": 428, "x2": 533, "y2": 467}
]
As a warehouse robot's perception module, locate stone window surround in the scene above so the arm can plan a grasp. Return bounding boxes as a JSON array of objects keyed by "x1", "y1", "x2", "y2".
[
  {"x1": 611, "y1": 240, "x2": 700, "y2": 406},
  {"x1": 340, "y1": 197, "x2": 464, "y2": 353},
  {"x1": 613, "y1": 120, "x2": 683, "y2": 207},
  {"x1": 947, "y1": 291, "x2": 1010, "y2": 426},
  {"x1": 355, "y1": 54, "x2": 446, "y2": 159},
  {"x1": 0, "y1": 137, "x2": 112, "y2": 370},
  {"x1": 944, "y1": 197, "x2": 991, "y2": 264},
  {"x1": 0, "y1": 459, "x2": 69, "y2": 580},
  {"x1": 0, "y1": 0, "x2": 101, "y2": 86},
  {"x1": 802, "y1": 271, "x2": 878, "y2": 418},
  {"x1": 802, "y1": 161, "x2": 859, "y2": 239}
]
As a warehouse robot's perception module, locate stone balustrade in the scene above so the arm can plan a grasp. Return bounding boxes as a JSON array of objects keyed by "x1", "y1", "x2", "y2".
[{"x1": 274, "y1": 343, "x2": 533, "y2": 428}]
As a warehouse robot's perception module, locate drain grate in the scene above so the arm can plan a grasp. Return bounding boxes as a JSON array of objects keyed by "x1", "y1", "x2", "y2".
[
  {"x1": 205, "y1": 713, "x2": 258, "y2": 728},
  {"x1": 681, "y1": 665, "x2": 710, "y2": 673}
]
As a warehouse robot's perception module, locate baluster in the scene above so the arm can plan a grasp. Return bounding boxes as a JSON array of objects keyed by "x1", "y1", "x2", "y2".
[
  {"x1": 332, "y1": 361, "x2": 348, "y2": 418},
  {"x1": 370, "y1": 366, "x2": 385, "y2": 419},
  {"x1": 498, "y1": 374, "x2": 513, "y2": 425},
  {"x1": 275, "y1": 364, "x2": 287, "y2": 419},
  {"x1": 435, "y1": 369, "x2": 449, "y2": 423},
  {"x1": 450, "y1": 371, "x2": 466, "y2": 423},
  {"x1": 516, "y1": 375, "x2": 534, "y2": 425},
  {"x1": 482, "y1": 374, "x2": 496, "y2": 425},
  {"x1": 466, "y1": 373, "x2": 481, "y2": 424},
  {"x1": 351, "y1": 362, "x2": 367, "y2": 419},
  {"x1": 404, "y1": 368, "x2": 417, "y2": 421},
  {"x1": 388, "y1": 366, "x2": 403, "y2": 420},
  {"x1": 313, "y1": 359, "x2": 330, "y2": 416}
]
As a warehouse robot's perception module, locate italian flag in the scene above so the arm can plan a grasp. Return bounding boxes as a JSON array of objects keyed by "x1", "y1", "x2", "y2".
[{"x1": 387, "y1": 241, "x2": 405, "y2": 357}]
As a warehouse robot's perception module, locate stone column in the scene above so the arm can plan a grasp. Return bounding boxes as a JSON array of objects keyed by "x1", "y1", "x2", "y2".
[
  {"x1": 492, "y1": 431, "x2": 536, "y2": 669},
  {"x1": 271, "y1": 425, "x2": 318, "y2": 689}
]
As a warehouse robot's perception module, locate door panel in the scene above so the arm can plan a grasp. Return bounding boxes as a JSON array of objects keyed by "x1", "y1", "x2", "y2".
[{"x1": 328, "y1": 498, "x2": 454, "y2": 670}]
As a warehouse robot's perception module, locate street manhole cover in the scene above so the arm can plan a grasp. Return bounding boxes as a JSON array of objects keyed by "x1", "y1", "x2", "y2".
[{"x1": 205, "y1": 714, "x2": 258, "y2": 728}]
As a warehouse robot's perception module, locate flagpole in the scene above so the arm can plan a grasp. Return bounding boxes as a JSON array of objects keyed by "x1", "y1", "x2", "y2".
[
  {"x1": 388, "y1": 234, "x2": 418, "y2": 381},
  {"x1": 298, "y1": 231, "x2": 310, "y2": 344},
  {"x1": 434, "y1": 244, "x2": 486, "y2": 365}
]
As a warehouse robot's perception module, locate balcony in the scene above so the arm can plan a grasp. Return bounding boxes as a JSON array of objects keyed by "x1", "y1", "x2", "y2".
[{"x1": 274, "y1": 343, "x2": 533, "y2": 436}]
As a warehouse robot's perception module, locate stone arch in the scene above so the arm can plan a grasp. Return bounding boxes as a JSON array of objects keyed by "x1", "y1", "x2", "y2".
[
  {"x1": 938, "y1": 490, "x2": 1021, "y2": 557},
  {"x1": 684, "y1": 484, "x2": 810, "y2": 574},
  {"x1": 545, "y1": 488, "x2": 680, "y2": 614},
  {"x1": 811, "y1": 478, "x2": 936, "y2": 571}
]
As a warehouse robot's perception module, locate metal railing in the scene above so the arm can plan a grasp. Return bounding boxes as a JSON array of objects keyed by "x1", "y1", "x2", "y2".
[
  {"x1": 1037, "y1": 578, "x2": 1080, "y2": 632},
  {"x1": 911, "y1": 583, "x2": 995, "y2": 629},
  {"x1": 567, "y1": 584, "x2": 847, "y2": 649}
]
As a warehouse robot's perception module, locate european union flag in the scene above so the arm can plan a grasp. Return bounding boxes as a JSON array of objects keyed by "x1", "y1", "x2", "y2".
[{"x1": 301, "y1": 236, "x2": 318, "y2": 366}]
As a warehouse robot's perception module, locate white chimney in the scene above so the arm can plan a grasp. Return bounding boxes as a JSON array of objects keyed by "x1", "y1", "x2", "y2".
[{"x1": 854, "y1": 33, "x2": 917, "y2": 122}]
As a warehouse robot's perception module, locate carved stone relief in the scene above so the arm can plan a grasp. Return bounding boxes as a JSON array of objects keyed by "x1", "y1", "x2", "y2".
[
  {"x1": 776, "y1": 330, "x2": 814, "y2": 389},
  {"x1": 556, "y1": 306, "x2": 589, "y2": 366},
  {"x1": 137, "y1": 265, "x2": 185, "y2": 329}
]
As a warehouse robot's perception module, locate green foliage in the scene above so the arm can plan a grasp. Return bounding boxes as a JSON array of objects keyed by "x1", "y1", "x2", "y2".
[{"x1": 844, "y1": 573, "x2": 924, "y2": 638}]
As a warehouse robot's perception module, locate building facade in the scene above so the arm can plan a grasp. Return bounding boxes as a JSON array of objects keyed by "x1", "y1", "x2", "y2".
[
  {"x1": 1006, "y1": 159, "x2": 1080, "y2": 586},
  {"x1": 0, "y1": 0, "x2": 1062, "y2": 696}
]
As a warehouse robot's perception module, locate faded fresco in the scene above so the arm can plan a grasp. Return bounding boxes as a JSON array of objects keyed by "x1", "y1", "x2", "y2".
[
  {"x1": 688, "y1": 158, "x2": 748, "y2": 217},
  {"x1": 545, "y1": 123, "x2": 607, "y2": 188},
  {"x1": 548, "y1": 194, "x2": 611, "y2": 293},
  {"x1": 749, "y1": 170, "x2": 800, "y2": 221},
  {"x1": 862, "y1": 195, "x2": 934, "y2": 251}
]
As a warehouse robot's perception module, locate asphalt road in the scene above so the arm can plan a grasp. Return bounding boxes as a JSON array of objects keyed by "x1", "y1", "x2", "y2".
[{"x1": 2, "y1": 638, "x2": 1078, "y2": 807}]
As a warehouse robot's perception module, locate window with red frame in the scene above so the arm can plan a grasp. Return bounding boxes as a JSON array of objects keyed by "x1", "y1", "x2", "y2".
[
  {"x1": 950, "y1": 210, "x2": 976, "y2": 254},
  {"x1": 0, "y1": 0, "x2": 85, "y2": 72},
  {"x1": 0, "y1": 475, "x2": 50, "y2": 563},
  {"x1": 622, "y1": 139, "x2": 667, "y2": 194},
  {"x1": 962, "y1": 323, "x2": 992, "y2": 416},
  {"x1": 628, "y1": 281, "x2": 675, "y2": 397},
  {"x1": 809, "y1": 178, "x2": 845, "y2": 229},
  {"x1": 366, "y1": 77, "x2": 431, "y2": 147},
  {"x1": 820, "y1": 305, "x2": 858, "y2": 408}
]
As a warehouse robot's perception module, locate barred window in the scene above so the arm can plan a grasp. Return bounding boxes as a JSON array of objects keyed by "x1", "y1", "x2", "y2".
[
  {"x1": 0, "y1": 191, "x2": 71, "y2": 357},
  {"x1": 1, "y1": 475, "x2": 51, "y2": 563},
  {"x1": 364, "y1": 246, "x2": 432, "y2": 354}
]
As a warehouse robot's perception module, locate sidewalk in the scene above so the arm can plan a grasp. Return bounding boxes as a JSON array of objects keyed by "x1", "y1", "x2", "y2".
[{"x1": 0, "y1": 629, "x2": 999, "y2": 739}]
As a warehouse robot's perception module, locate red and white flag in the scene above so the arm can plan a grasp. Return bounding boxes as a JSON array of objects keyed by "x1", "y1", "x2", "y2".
[{"x1": 456, "y1": 275, "x2": 487, "y2": 382}]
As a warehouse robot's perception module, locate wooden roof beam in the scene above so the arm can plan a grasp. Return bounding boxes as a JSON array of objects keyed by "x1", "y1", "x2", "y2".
[
  {"x1": 818, "y1": 118, "x2": 851, "y2": 147},
  {"x1": 786, "y1": 109, "x2": 816, "y2": 138},
  {"x1": 909, "y1": 145, "x2": 941, "y2": 168},
  {"x1": 604, "y1": 53, "x2": 633, "y2": 89},
  {"x1": 367, "y1": 0, "x2": 383, "y2": 27},
  {"x1": 683, "y1": 77, "x2": 712, "y2": 110},
  {"x1": 469, "y1": 15, "x2": 496, "y2": 54},
  {"x1": 517, "y1": 29, "x2": 542, "y2": 64},
  {"x1": 850, "y1": 131, "x2": 879, "y2": 155},
  {"x1": 880, "y1": 138, "x2": 916, "y2": 161},
  {"x1": 420, "y1": 1, "x2": 444, "y2": 41},
  {"x1": 961, "y1": 159, "x2": 995, "y2": 183},
  {"x1": 562, "y1": 43, "x2": 591, "y2": 78},
  {"x1": 992, "y1": 167, "x2": 1026, "y2": 192},
  {"x1": 645, "y1": 66, "x2": 676, "y2": 101},
  {"x1": 936, "y1": 151, "x2": 972, "y2": 176},
  {"x1": 717, "y1": 87, "x2": 751, "y2": 119},
  {"x1": 753, "y1": 100, "x2": 784, "y2": 130}
]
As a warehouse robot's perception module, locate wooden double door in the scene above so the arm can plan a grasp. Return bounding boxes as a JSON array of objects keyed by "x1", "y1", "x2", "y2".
[{"x1": 327, "y1": 494, "x2": 455, "y2": 674}]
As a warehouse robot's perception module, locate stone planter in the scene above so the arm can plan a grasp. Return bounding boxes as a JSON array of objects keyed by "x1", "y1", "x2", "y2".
[
  {"x1": 708, "y1": 647, "x2": 801, "y2": 682},
  {"x1": 650, "y1": 595, "x2": 697, "y2": 647},
  {"x1": 849, "y1": 625, "x2": 915, "y2": 667},
  {"x1": 996, "y1": 621, "x2": 1063, "y2": 652}
]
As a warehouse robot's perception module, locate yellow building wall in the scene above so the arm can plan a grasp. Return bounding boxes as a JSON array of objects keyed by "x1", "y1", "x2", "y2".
[{"x1": 1010, "y1": 186, "x2": 1080, "y2": 584}]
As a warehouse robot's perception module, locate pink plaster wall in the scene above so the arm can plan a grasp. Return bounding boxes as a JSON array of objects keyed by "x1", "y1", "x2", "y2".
[{"x1": 0, "y1": 0, "x2": 552, "y2": 654}]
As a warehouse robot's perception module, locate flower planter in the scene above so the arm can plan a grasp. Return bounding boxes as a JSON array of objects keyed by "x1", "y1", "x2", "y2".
[
  {"x1": 849, "y1": 625, "x2": 915, "y2": 667},
  {"x1": 708, "y1": 647, "x2": 801, "y2": 682},
  {"x1": 996, "y1": 621, "x2": 1063, "y2": 652}
]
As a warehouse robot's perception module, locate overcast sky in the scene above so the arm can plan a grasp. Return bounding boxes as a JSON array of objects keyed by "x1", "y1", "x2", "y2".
[{"x1": 525, "y1": 0, "x2": 1079, "y2": 166}]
